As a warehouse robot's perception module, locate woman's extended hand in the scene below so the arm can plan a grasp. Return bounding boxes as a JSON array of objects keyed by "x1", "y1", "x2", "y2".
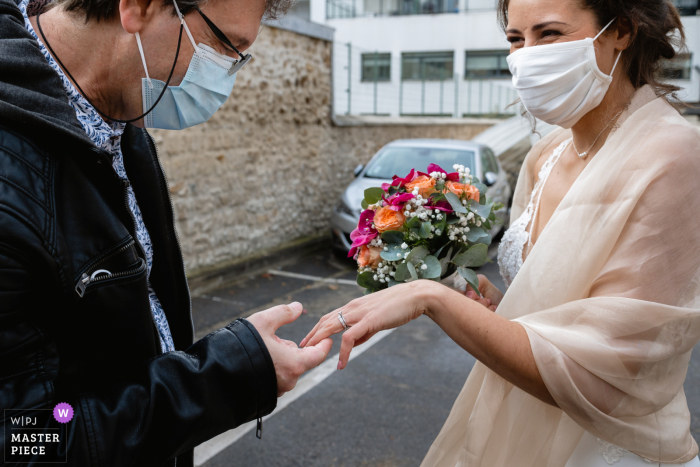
[
  {"x1": 300, "y1": 280, "x2": 439, "y2": 369},
  {"x1": 465, "y1": 274, "x2": 503, "y2": 311}
]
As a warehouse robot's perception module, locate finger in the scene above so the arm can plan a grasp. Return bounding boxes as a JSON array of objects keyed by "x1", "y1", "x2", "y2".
[
  {"x1": 297, "y1": 338, "x2": 333, "y2": 371},
  {"x1": 266, "y1": 302, "x2": 304, "y2": 331},
  {"x1": 300, "y1": 313, "x2": 331, "y2": 348},
  {"x1": 489, "y1": 305, "x2": 498, "y2": 312},
  {"x1": 280, "y1": 338, "x2": 298, "y2": 349},
  {"x1": 337, "y1": 321, "x2": 371, "y2": 370},
  {"x1": 304, "y1": 310, "x2": 345, "y2": 348}
]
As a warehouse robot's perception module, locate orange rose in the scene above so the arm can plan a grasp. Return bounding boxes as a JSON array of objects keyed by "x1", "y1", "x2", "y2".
[
  {"x1": 357, "y1": 245, "x2": 383, "y2": 269},
  {"x1": 446, "y1": 180, "x2": 480, "y2": 202},
  {"x1": 373, "y1": 206, "x2": 406, "y2": 233},
  {"x1": 405, "y1": 175, "x2": 436, "y2": 198}
]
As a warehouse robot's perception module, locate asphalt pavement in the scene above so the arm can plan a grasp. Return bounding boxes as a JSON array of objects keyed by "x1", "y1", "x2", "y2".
[{"x1": 193, "y1": 243, "x2": 700, "y2": 467}]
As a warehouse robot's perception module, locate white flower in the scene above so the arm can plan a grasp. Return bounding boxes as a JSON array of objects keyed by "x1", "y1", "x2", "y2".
[
  {"x1": 417, "y1": 195, "x2": 423, "y2": 200},
  {"x1": 435, "y1": 230, "x2": 442, "y2": 236},
  {"x1": 430, "y1": 226, "x2": 435, "y2": 231},
  {"x1": 462, "y1": 200, "x2": 467, "y2": 205},
  {"x1": 380, "y1": 278, "x2": 386, "y2": 283},
  {"x1": 390, "y1": 271, "x2": 395, "y2": 276},
  {"x1": 384, "y1": 247, "x2": 389, "y2": 251},
  {"x1": 401, "y1": 242, "x2": 408, "y2": 249},
  {"x1": 462, "y1": 235, "x2": 467, "y2": 241},
  {"x1": 476, "y1": 220, "x2": 482, "y2": 227},
  {"x1": 378, "y1": 262, "x2": 383, "y2": 268},
  {"x1": 464, "y1": 227, "x2": 470, "y2": 232},
  {"x1": 453, "y1": 164, "x2": 459, "y2": 170},
  {"x1": 405, "y1": 211, "x2": 410, "y2": 216},
  {"x1": 373, "y1": 275, "x2": 378, "y2": 280},
  {"x1": 449, "y1": 235, "x2": 455, "y2": 241},
  {"x1": 411, "y1": 212, "x2": 417, "y2": 218},
  {"x1": 436, "y1": 214, "x2": 443, "y2": 220},
  {"x1": 421, "y1": 264, "x2": 428, "y2": 270}
]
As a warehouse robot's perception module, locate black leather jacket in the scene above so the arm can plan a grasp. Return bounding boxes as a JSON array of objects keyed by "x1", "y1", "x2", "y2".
[{"x1": 0, "y1": 0, "x2": 277, "y2": 465}]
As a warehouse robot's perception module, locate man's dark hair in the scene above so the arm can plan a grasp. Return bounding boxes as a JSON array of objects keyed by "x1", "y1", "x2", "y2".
[{"x1": 56, "y1": 0, "x2": 293, "y2": 23}]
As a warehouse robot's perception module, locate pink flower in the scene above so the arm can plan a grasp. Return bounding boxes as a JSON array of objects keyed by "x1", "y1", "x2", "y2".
[
  {"x1": 426, "y1": 163, "x2": 460, "y2": 182},
  {"x1": 428, "y1": 198, "x2": 453, "y2": 213},
  {"x1": 382, "y1": 193, "x2": 415, "y2": 211},
  {"x1": 390, "y1": 169, "x2": 418, "y2": 188},
  {"x1": 348, "y1": 210, "x2": 378, "y2": 258}
]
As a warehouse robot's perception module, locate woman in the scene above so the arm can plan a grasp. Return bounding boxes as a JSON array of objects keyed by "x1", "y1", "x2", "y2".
[{"x1": 302, "y1": 0, "x2": 700, "y2": 465}]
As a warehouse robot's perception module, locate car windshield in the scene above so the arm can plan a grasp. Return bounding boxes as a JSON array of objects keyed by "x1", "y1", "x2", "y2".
[{"x1": 364, "y1": 147, "x2": 477, "y2": 180}]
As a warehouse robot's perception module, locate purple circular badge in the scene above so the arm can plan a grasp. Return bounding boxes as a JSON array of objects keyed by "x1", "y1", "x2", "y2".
[{"x1": 53, "y1": 402, "x2": 74, "y2": 423}]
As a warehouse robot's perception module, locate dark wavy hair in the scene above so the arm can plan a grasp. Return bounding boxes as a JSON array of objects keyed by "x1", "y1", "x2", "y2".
[
  {"x1": 55, "y1": 0, "x2": 293, "y2": 22},
  {"x1": 497, "y1": 0, "x2": 687, "y2": 99}
]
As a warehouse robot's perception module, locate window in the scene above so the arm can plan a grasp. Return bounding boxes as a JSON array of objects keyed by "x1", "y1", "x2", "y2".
[
  {"x1": 660, "y1": 53, "x2": 693, "y2": 80},
  {"x1": 363, "y1": 0, "x2": 399, "y2": 15},
  {"x1": 401, "y1": 52, "x2": 454, "y2": 80},
  {"x1": 465, "y1": 50, "x2": 511, "y2": 79},
  {"x1": 365, "y1": 147, "x2": 475, "y2": 180},
  {"x1": 480, "y1": 148, "x2": 499, "y2": 175},
  {"x1": 362, "y1": 53, "x2": 391, "y2": 82},
  {"x1": 672, "y1": 0, "x2": 698, "y2": 15}
]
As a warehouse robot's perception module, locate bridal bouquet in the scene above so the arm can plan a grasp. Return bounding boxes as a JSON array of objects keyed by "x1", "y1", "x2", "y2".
[{"x1": 349, "y1": 163, "x2": 503, "y2": 294}]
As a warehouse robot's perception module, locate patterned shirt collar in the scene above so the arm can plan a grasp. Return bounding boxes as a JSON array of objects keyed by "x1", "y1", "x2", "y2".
[{"x1": 20, "y1": 0, "x2": 125, "y2": 152}]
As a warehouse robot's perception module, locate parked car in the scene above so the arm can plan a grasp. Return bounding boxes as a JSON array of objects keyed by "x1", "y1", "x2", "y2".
[{"x1": 330, "y1": 139, "x2": 511, "y2": 254}]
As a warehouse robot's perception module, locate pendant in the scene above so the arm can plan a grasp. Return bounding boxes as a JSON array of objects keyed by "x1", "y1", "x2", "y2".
[{"x1": 578, "y1": 151, "x2": 588, "y2": 159}]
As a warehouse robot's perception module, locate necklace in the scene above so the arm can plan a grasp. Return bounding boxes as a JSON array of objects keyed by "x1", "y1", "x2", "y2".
[{"x1": 572, "y1": 108, "x2": 625, "y2": 159}]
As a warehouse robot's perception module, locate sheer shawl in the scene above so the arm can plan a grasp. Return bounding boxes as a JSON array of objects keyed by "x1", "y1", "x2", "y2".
[{"x1": 422, "y1": 85, "x2": 700, "y2": 466}]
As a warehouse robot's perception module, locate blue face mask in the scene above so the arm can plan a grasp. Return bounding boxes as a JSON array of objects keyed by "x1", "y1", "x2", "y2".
[{"x1": 136, "y1": 3, "x2": 239, "y2": 130}]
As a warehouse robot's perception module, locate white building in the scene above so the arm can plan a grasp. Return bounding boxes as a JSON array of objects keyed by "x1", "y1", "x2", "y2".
[{"x1": 288, "y1": 0, "x2": 700, "y2": 117}]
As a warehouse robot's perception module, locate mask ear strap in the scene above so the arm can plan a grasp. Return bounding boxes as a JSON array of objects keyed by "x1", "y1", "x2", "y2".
[
  {"x1": 594, "y1": 17, "x2": 617, "y2": 41},
  {"x1": 135, "y1": 32, "x2": 154, "y2": 89},
  {"x1": 610, "y1": 49, "x2": 622, "y2": 76},
  {"x1": 172, "y1": 0, "x2": 198, "y2": 50}
]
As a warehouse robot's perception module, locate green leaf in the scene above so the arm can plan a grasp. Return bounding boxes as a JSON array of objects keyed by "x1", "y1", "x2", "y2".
[
  {"x1": 476, "y1": 232, "x2": 493, "y2": 246},
  {"x1": 466, "y1": 226, "x2": 489, "y2": 242},
  {"x1": 482, "y1": 220, "x2": 492, "y2": 230},
  {"x1": 419, "y1": 221, "x2": 432, "y2": 239},
  {"x1": 364, "y1": 187, "x2": 385, "y2": 205},
  {"x1": 473, "y1": 182, "x2": 487, "y2": 198},
  {"x1": 406, "y1": 245, "x2": 429, "y2": 263},
  {"x1": 361, "y1": 199, "x2": 369, "y2": 210},
  {"x1": 452, "y1": 244, "x2": 488, "y2": 268},
  {"x1": 357, "y1": 271, "x2": 382, "y2": 290},
  {"x1": 380, "y1": 243, "x2": 405, "y2": 262},
  {"x1": 387, "y1": 278, "x2": 398, "y2": 287},
  {"x1": 435, "y1": 180, "x2": 445, "y2": 192},
  {"x1": 381, "y1": 230, "x2": 404, "y2": 244},
  {"x1": 439, "y1": 246, "x2": 454, "y2": 276},
  {"x1": 394, "y1": 262, "x2": 411, "y2": 282},
  {"x1": 406, "y1": 216, "x2": 422, "y2": 229},
  {"x1": 446, "y1": 216, "x2": 461, "y2": 225},
  {"x1": 493, "y1": 202, "x2": 504, "y2": 212},
  {"x1": 419, "y1": 255, "x2": 442, "y2": 279},
  {"x1": 467, "y1": 199, "x2": 494, "y2": 220},
  {"x1": 407, "y1": 261, "x2": 419, "y2": 281},
  {"x1": 445, "y1": 192, "x2": 468, "y2": 214},
  {"x1": 457, "y1": 267, "x2": 481, "y2": 297}
]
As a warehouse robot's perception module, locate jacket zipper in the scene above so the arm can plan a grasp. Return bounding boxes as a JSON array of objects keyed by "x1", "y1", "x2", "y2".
[
  {"x1": 75, "y1": 239, "x2": 136, "y2": 297},
  {"x1": 145, "y1": 133, "x2": 193, "y2": 319},
  {"x1": 75, "y1": 258, "x2": 146, "y2": 297}
]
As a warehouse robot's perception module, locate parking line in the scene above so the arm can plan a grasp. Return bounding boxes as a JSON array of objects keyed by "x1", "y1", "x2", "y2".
[
  {"x1": 193, "y1": 328, "x2": 396, "y2": 466},
  {"x1": 266, "y1": 269, "x2": 359, "y2": 286}
]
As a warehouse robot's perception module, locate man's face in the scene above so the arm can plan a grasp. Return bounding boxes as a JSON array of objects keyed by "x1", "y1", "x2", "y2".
[{"x1": 125, "y1": 0, "x2": 265, "y2": 124}]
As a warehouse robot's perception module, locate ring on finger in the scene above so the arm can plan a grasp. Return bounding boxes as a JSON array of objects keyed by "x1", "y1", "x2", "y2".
[{"x1": 338, "y1": 311, "x2": 351, "y2": 331}]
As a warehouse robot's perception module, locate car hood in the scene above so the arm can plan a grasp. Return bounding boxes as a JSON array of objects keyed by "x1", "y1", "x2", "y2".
[{"x1": 342, "y1": 177, "x2": 391, "y2": 216}]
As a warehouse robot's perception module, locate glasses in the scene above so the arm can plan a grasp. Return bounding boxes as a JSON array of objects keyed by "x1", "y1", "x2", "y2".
[{"x1": 194, "y1": 5, "x2": 252, "y2": 75}]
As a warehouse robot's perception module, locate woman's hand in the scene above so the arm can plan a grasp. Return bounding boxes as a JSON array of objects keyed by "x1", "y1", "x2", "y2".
[
  {"x1": 465, "y1": 274, "x2": 503, "y2": 311},
  {"x1": 300, "y1": 280, "x2": 440, "y2": 369}
]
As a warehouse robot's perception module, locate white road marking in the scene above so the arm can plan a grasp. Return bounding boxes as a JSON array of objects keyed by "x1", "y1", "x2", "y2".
[
  {"x1": 193, "y1": 328, "x2": 396, "y2": 466},
  {"x1": 199, "y1": 295, "x2": 248, "y2": 307},
  {"x1": 266, "y1": 269, "x2": 359, "y2": 286}
]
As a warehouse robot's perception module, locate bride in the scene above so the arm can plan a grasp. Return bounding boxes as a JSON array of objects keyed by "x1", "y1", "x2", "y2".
[{"x1": 302, "y1": 0, "x2": 700, "y2": 465}]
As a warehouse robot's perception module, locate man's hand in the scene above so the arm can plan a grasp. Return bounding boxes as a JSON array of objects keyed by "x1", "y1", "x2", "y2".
[{"x1": 247, "y1": 303, "x2": 332, "y2": 396}]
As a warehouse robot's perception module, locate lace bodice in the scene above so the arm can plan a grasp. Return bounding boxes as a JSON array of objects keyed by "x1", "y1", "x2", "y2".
[{"x1": 498, "y1": 138, "x2": 572, "y2": 286}]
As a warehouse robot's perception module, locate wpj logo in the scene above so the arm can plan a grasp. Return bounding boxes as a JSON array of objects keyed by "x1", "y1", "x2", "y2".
[{"x1": 3, "y1": 404, "x2": 71, "y2": 463}]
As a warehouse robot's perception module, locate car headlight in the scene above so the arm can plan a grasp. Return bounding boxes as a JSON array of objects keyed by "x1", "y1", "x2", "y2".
[{"x1": 336, "y1": 200, "x2": 356, "y2": 217}]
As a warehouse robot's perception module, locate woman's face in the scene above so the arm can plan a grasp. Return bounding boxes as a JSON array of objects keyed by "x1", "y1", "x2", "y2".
[
  {"x1": 505, "y1": 0, "x2": 600, "y2": 53},
  {"x1": 505, "y1": 0, "x2": 623, "y2": 77}
]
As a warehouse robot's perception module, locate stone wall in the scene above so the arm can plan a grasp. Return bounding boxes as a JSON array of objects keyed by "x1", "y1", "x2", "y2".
[{"x1": 151, "y1": 25, "x2": 493, "y2": 278}]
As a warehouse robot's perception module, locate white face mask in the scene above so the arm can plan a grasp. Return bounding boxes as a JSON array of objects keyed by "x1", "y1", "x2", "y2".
[{"x1": 506, "y1": 18, "x2": 621, "y2": 129}]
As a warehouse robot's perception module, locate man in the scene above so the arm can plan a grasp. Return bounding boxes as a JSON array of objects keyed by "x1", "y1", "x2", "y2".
[{"x1": 0, "y1": 0, "x2": 332, "y2": 464}]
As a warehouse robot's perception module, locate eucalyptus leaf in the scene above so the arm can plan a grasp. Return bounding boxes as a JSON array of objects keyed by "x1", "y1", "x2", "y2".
[
  {"x1": 467, "y1": 199, "x2": 493, "y2": 220},
  {"x1": 407, "y1": 216, "x2": 422, "y2": 229},
  {"x1": 364, "y1": 187, "x2": 385, "y2": 204},
  {"x1": 476, "y1": 232, "x2": 493, "y2": 246},
  {"x1": 419, "y1": 255, "x2": 442, "y2": 279},
  {"x1": 457, "y1": 267, "x2": 481, "y2": 297},
  {"x1": 381, "y1": 230, "x2": 404, "y2": 244},
  {"x1": 445, "y1": 192, "x2": 468, "y2": 213},
  {"x1": 357, "y1": 271, "x2": 382, "y2": 290},
  {"x1": 394, "y1": 262, "x2": 411, "y2": 282},
  {"x1": 387, "y1": 278, "x2": 398, "y2": 287},
  {"x1": 406, "y1": 245, "x2": 429, "y2": 263},
  {"x1": 361, "y1": 199, "x2": 369, "y2": 210},
  {"x1": 466, "y1": 226, "x2": 489, "y2": 242},
  {"x1": 446, "y1": 216, "x2": 461, "y2": 225},
  {"x1": 452, "y1": 244, "x2": 488, "y2": 268},
  {"x1": 407, "y1": 261, "x2": 419, "y2": 281},
  {"x1": 419, "y1": 221, "x2": 432, "y2": 239},
  {"x1": 380, "y1": 243, "x2": 405, "y2": 262},
  {"x1": 473, "y1": 182, "x2": 487, "y2": 197}
]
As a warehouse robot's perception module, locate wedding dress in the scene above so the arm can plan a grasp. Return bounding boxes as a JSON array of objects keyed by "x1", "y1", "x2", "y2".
[
  {"x1": 422, "y1": 86, "x2": 700, "y2": 467},
  {"x1": 497, "y1": 138, "x2": 700, "y2": 467}
]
